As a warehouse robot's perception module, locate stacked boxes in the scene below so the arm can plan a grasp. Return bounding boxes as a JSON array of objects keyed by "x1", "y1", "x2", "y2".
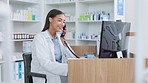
[{"x1": 14, "y1": 61, "x2": 24, "y2": 80}]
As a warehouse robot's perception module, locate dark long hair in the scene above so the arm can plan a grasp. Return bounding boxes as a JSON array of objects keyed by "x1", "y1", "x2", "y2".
[{"x1": 42, "y1": 9, "x2": 64, "y2": 32}]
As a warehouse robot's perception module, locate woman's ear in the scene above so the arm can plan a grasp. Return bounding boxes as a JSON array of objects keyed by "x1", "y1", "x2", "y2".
[{"x1": 49, "y1": 17, "x2": 52, "y2": 22}]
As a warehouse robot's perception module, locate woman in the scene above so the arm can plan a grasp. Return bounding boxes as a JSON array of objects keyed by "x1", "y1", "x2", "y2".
[{"x1": 31, "y1": 9, "x2": 76, "y2": 83}]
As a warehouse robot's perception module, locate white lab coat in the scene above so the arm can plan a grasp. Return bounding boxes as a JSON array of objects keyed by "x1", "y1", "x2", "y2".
[{"x1": 31, "y1": 30, "x2": 76, "y2": 83}]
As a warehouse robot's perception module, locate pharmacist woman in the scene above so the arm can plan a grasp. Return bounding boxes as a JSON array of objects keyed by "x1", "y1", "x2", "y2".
[{"x1": 31, "y1": 9, "x2": 76, "y2": 83}]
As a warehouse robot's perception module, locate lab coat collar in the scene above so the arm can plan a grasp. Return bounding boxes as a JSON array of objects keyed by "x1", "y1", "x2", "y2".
[{"x1": 44, "y1": 30, "x2": 61, "y2": 40}]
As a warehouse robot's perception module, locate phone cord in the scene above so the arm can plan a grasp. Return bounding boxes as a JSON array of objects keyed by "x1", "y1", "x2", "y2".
[{"x1": 64, "y1": 41, "x2": 79, "y2": 58}]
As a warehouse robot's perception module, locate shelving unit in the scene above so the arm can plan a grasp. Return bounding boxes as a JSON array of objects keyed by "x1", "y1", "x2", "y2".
[
  {"x1": 45, "y1": 0, "x2": 124, "y2": 46},
  {"x1": 0, "y1": 0, "x2": 44, "y2": 83},
  {"x1": 9, "y1": 0, "x2": 42, "y2": 54},
  {"x1": 76, "y1": 0, "x2": 114, "y2": 45},
  {"x1": 10, "y1": 0, "x2": 41, "y2": 81}
]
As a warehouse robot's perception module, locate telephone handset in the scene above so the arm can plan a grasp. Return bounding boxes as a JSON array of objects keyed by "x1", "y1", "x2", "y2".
[{"x1": 60, "y1": 24, "x2": 66, "y2": 38}]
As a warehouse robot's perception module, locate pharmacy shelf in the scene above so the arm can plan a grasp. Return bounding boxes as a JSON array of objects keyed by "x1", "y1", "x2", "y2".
[
  {"x1": 1, "y1": 0, "x2": 37, "y2": 82},
  {"x1": 78, "y1": 0, "x2": 114, "y2": 3},
  {"x1": 46, "y1": 1, "x2": 75, "y2": 5},
  {"x1": 9, "y1": 0, "x2": 39, "y2": 5},
  {"x1": 78, "y1": 20, "x2": 102, "y2": 23},
  {"x1": 13, "y1": 58, "x2": 23, "y2": 62},
  {"x1": 11, "y1": 19, "x2": 40, "y2": 22},
  {"x1": 78, "y1": 39, "x2": 97, "y2": 42},
  {"x1": 9, "y1": 0, "x2": 41, "y2": 56},
  {"x1": 13, "y1": 39, "x2": 33, "y2": 41},
  {"x1": 1, "y1": 77, "x2": 24, "y2": 83},
  {"x1": 0, "y1": 39, "x2": 33, "y2": 42},
  {"x1": 75, "y1": 0, "x2": 117, "y2": 45},
  {"x1": 45, "y1": 0, "x2": 119, "y2": 45}
]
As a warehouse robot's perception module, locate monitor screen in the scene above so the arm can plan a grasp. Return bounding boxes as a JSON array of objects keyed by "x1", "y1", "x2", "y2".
[{"x1": 98, "y1": 21, "x2": 131, "y2": 58}]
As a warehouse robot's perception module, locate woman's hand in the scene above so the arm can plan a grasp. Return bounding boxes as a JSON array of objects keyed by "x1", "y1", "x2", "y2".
[{"x1": 60, "y1": 27, "x2": 68, "y2": 39}]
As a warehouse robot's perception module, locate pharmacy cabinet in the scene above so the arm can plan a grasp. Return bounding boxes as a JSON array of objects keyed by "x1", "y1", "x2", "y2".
[
  {"x1": 0, "y1": 0, "x2": 43, "y2": 83},
  {"x1": 45, "y1": 0, "x2": 125, "y2": 46},
  {"x1": 9, "y1": 0, "x2": 43, "y2": 54},
  {"x1": 0, "y1": 0, "x2": 43, "y2": 53},
  {"x1": 9, "y1": 0, "x2": 43, "y2": 81}
]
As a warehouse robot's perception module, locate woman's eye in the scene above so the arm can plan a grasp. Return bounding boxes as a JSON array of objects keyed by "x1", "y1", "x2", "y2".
[{"x1": 58, "y1": 20, "x2": 62, "y2": 22}]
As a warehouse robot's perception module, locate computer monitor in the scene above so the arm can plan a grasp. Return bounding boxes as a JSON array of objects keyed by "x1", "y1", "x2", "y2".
[{"x1": 98, "y1": 21, "x2": 131, "y2": 58}]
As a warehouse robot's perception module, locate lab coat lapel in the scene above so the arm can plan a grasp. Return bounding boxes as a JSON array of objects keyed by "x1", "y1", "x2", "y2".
[{"x1": 44, "y1": 30, "x2": 55, "y2": 62}]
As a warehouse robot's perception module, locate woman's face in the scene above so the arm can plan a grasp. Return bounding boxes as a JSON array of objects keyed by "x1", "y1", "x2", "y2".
[{"x1": 49, "y1": 14, "x2": 66, "y2": 32}]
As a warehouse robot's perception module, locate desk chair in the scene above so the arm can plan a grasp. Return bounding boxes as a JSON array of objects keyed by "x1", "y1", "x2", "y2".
[{"x1": 23, "y1": 53, "x2": 47, "y2": 83}]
